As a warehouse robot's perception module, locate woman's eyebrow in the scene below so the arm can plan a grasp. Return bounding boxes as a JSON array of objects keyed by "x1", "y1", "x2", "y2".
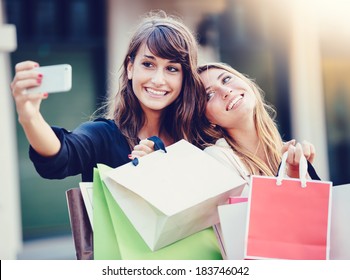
[
  {"x1": 205, "y1": 71, "x2": 226, "y2": 91},
  {"x1": 217, "y1": 71, "x2": 225, "y2": 81},
  {"x1": 143, "y1": 54, "x2": 180, "y2": 64},
  {"x1": 143, "y1": 54, "x2": 155, "y2": 60}
]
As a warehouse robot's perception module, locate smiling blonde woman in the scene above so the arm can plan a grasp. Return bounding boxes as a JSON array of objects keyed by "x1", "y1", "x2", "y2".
[{"x1": 197, "y1": 62, "x2": 315, "y2": 187}]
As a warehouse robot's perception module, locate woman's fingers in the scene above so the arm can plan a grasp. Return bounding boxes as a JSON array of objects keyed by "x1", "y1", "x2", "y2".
[
  {"x1": 281, "y1": 139, "x2": 296, "y2": 154},
  {"x1": 15, "y1": 60, "x2": 39, "y2": 72},
  {"x1": 11, "y1": 61, "x2": 42, "y2": 96},
  {"x1": 301, "y1": 140, "x2": 315, "y2": 164},
  {"x1": 283, "y1": 139, "x2": 316, "y2": 164},
  {"x1": 129, "y1": 139, "x2": 156, "y2": 159},
  {"x1": 284, "y1": 140, "x2": 316, "y2": 178}
]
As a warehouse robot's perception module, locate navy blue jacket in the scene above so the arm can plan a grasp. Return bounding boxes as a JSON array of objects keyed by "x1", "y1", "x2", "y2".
[{"x1": 29, "y1": 118, "x2": 131, "y2": 182}]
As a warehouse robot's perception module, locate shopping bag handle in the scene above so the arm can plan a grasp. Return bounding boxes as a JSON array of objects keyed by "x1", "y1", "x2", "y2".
[
  {"x1": 276, "y1": 151, "x2": 321, "y2": 187},
  {"x1": 132, "y1": 136, "x2": 167, "y2": 166},
  {"x1": 147, "y1": 136, "x2": 167, "y2": 153}
]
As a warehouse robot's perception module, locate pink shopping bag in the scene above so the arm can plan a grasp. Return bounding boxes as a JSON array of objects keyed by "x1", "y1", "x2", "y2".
[{"x1": 245, "y1": 153, "x2": 332, "y2": 260}]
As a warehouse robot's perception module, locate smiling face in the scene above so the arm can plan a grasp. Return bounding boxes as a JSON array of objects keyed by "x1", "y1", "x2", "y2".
[
  {"x1": 199, "y1": 67, "x2": 256, "y2": 130},
  {"x1": 127, "y1": 44, "x2": 183, "y2": 115}
]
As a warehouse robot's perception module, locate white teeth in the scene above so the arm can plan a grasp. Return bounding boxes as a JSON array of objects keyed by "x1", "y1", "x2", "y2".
[
  {"x1": 227, "y1": 95, "x2": 243, "y2": 110},
  {"x1": 147, "y1": 88, "x2": 167, "y2": 96}
]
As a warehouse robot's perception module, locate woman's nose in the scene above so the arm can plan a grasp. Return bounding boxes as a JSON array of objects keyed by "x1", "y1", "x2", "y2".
[
  {"x1": 151, "y1": 69, "x2": 165, "y2": 86},
  {"x1": 221, "y1": 88, "x2": 232, "y2": 99}
]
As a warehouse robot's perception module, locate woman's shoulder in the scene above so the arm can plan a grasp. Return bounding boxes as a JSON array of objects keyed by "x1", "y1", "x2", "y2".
[
  {"x1": 204, "y1": 138, "x2": 231, "y2": 153},
  {"x1": 88, "y1": 117, "x2": 117, "y2": 128},
  {"x1": 204, "y1": 138, "x2": 249, "y2": 180},
  {"x1": 75, "y1": 118, "x2": 121, "y2": 133},
  {"x1": 67, "y1": 118, "x2": 127, "y2": 144},
  {"x1": 204, "y1": 139, "x2": 236, "y2": 164}
]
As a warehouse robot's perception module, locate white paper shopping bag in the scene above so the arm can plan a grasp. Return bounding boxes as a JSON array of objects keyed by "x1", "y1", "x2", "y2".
[
  {"x1": 330, "y1": 183, "x2": 350, "y2": 259},
  {"x1": 217, "y1": 198, "x2": 248, "y2": 260},
  {"x1": 101, "y1": 139, "x2": 246, "y2": 251}
]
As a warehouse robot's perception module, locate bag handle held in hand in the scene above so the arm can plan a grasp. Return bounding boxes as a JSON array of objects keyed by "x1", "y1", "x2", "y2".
[
  {"x1": 132, "y1": 136, "x2": 167, "y2": 166},
  {"x1": 147, "y1": 136, "x2": 167, "y2": 153},
  {"x1": 276, "y1": 151, "x2": 321, "y2": 187}
]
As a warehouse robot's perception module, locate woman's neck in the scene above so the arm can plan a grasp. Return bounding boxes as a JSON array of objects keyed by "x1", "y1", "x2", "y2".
[
  {"x1": 226, "y1": 122, "x2": 266, "y2": 162},
  {"x1": 138, "y1": 111, "x2": 173, "y2": 146}
]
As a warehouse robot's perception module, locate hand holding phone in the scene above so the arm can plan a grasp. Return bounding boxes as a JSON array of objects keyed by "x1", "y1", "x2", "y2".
[{"x1": 27, "y1": 64, "x2": 72, "y2": 94}]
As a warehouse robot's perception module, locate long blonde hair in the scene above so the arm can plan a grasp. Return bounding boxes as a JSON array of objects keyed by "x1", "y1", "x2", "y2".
[{"x1": 198, "y1": 62, "x2": 283, "y2": 176}]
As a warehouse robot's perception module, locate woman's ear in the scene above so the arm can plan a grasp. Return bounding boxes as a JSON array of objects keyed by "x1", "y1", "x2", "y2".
[{"x1": 127, "y1": 56, "x2": 133, "y2": 80}]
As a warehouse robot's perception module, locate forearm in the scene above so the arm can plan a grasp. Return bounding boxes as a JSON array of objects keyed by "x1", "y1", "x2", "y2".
[{"x1": 20, "y1": 113, "x2": 61, "y2": 157}]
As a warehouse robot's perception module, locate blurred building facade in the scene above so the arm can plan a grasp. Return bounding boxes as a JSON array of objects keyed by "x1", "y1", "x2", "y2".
[
  {"x1": 0, "y1": 0, "x2": 21, "y2": 260},
  {"x1": 1, "y1": 0, "x2": 349, "y2": 259}
]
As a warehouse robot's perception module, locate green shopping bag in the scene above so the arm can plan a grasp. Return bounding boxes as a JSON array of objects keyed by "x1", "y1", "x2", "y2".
[
  {"x1": 93, "y1": 167, "x2": 121, "y2": 259},
  {"x1": 93, "y1": 164, "x2": 222, "y2": 260}
]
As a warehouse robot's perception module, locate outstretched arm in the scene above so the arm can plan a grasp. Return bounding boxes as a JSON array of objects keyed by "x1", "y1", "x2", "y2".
[{"x1": 11, "y1": 60, "x2": 61, "y2": 156}]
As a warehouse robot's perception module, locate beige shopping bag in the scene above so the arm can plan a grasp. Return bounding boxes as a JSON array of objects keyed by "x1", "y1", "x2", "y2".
[
  {"x1": 102, "y1": 139, "x2": 245, "y2": 251},
  {"x1": 217, "y1": 198, "x2": 248, "y2": 260}
]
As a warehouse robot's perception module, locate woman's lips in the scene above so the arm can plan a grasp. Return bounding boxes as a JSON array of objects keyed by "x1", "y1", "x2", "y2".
[{"x1": 226, "y1": 93, "x2": 244, "y2": 111}]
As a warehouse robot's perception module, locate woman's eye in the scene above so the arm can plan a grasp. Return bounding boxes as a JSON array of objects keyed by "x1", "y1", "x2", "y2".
[
  {"x1": 222, "y1": 75, "x2": 237, "y2": 84},
  {"x1": 167, "y1": 66, "x2": 179, "y2": 72},
  {"x1": 142, "y1": 62, "x2": 153, "y2": 68},
  {"x1": 222, "y1": 75, "x2": 232, "y2": 84},
  {"x1": 206, "y1": 91, "x2": 214, "y2": 101}
]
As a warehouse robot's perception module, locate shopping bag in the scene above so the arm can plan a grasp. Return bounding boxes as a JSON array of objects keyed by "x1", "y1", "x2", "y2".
[
  {"x1": 102, "y1": 138, "x2": 245, "y2": 251},
  {"x1": 330, "y1": 183, "x2": 350, "y2": 259},
  {"x1": 93, "y1": 164, "x2": 223, "y2": 260},
  {"x1": 245, "y1": 152, "x2": 332, "y2": 260},
  {"x1": 217, "y1": 187, "x2": 350, "y2": 260},
  {"x1": 93, "y1": 167, "x2": 121, "y2": 260},
  {"x1": 217, "y1": 197, "x2": 248, "y2": 260},
  {"x1": 66, "y1": 188, "x2": 93, "y2": 260}
]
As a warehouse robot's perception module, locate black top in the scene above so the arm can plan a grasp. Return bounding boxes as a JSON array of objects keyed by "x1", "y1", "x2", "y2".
[{"x1": 29, "y1": 118, "x2": 131, "y2": 182}]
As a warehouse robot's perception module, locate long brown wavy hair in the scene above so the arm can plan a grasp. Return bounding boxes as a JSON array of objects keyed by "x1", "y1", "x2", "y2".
[
  {"x1": 99, "y1": 11, "x2": 206, "y2": 149},
  {"x1": 197, "y1": 62, "x2": 283, "y2": 176}
]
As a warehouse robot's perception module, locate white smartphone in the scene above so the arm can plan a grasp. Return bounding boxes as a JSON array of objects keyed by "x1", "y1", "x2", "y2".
[{"x1": 26, "y1": 64, "x2": 72, "y2": 94}]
